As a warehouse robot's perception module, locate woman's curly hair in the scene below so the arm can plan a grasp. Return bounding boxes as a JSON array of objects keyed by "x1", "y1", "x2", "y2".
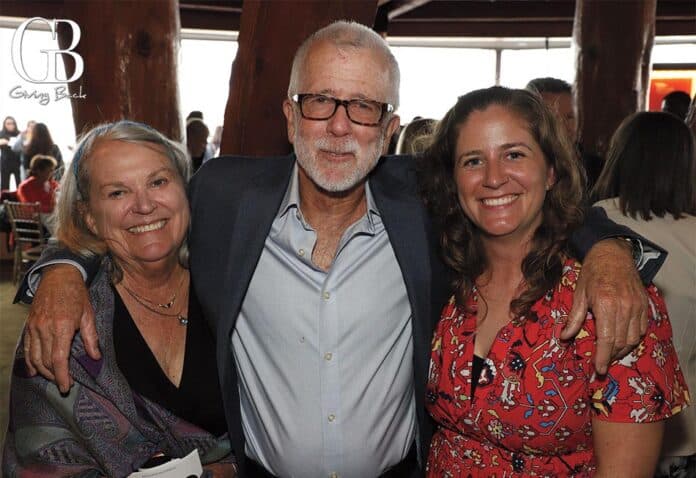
[{"x1": 418, "y1": 86, "x2": 586, "y2": 316}]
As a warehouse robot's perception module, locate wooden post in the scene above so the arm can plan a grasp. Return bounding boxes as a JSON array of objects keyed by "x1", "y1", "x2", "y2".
[
  {"x1": 57, "y1": 0, "x2": 182, "y2": 140},
  {"x1": 573, "y1": 0, "x2": 656, "y2": 156},
  {"x1": 221, "y1": 0, "x2": 378, "y2": 156}
]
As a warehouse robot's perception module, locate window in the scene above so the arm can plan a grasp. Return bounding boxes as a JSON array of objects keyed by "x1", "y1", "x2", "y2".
[{"x1": 391, "y1": 46, "x2": 496, "y2": 123}]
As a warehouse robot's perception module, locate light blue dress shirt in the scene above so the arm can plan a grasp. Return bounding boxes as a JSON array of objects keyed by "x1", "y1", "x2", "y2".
[{"x1": 232, "y1": 165, "x2": 416, "y2": 477}]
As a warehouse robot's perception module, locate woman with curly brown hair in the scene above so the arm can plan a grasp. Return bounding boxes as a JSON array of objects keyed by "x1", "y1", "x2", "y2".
[{"x1": 419, "y1": 86, "x2": 689, "y2": 477}]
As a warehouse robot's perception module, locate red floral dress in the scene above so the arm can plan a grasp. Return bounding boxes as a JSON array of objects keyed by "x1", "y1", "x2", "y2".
[{"x1": 426, "y1": 260, "x2": 690, "y2": 477}]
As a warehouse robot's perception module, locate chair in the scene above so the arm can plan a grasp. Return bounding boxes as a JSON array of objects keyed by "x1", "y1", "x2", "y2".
[
  {"x1": 0, "y1": 191, "x2": 19, "y2": 252},
  {"x1": 0, "y1": 190, "x2": 19, "y2": 202},
  {"x1": 3, "y1": 201, "x2": 47, "y2": 284}
]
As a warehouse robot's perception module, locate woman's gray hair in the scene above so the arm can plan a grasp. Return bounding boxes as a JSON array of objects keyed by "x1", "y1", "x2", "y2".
[
  {"x1": 55, "y1": 120, "x2": 191, "y2": 278},
  {"x1": 287, "y1": 20, "x2": 400, "y2": 108}
]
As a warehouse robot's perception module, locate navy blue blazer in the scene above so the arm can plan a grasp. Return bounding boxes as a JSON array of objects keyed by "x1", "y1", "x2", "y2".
[{"x1": 188, "y1": 154, "x2": 450, "y2": 475}]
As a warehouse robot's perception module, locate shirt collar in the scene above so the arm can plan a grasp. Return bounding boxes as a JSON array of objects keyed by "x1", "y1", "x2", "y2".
[
  {"x1": 277, "y1": 162, "x2": 302, "y2": 218},
  {"x1": 277, "y1": 162, "x2": 382, "y2": 229}
]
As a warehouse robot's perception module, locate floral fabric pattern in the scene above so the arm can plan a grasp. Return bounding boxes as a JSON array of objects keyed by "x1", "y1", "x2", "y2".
[{"x1": 426, "y1": 259, "x2": 690, "y2": 477}]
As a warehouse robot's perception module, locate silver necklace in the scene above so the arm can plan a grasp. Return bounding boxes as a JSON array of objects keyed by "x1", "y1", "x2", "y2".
[
  {"x1": 125, "y1": 273, "x2": 185, "y2": 310},
  {"x1": 120, "y1": 282, "x2": 189, "y2": 326}
]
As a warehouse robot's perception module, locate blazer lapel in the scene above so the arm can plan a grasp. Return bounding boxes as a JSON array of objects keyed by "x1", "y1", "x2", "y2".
[
  {"x1": 217, "y1": 155, "x2": 295, "y2": 341},
  {"x1": 370, "y1": 163, "x2": 432, "y2": 359},
  {"x1": 370, "y1": 157, "x2": 437, "y2": 463}
]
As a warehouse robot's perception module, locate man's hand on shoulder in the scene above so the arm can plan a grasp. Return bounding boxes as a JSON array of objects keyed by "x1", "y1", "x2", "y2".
[
  {"x1": 24, "y1": 264, "x2": 100, "y2": 393},
  {"x1": 562, "y1": 238, "x2": 648, "y2": 374}
]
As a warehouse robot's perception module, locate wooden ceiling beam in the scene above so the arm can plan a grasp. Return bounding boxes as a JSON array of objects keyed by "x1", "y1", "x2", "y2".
[
  {"x1": 656, "y1": 0, "x2": 696, "y2": 16},
  {"x1": 179, "y1": 0, "x2": 241, "y2": 30},
  {"x1": 655, "y1": 19, "x2": 696, "y2": 36},
  {"x1": 179, "y1": 1, "x2": 242, "y2": 13},
  {"x1": 393, "y1": 1, "x2": 576, "y2": 20},
  {"x1": 180, "y1": 10, "x2": 241, "y2": 30},
  {"x1": 0, "y1": 0, "x2": 65, "y2": 19},
  {"x1": 1, "y1": 1, "x2": 692, "y2": 38},
  {"x1": 387, "y1": 20, "x2": 575, "y2": 38}
]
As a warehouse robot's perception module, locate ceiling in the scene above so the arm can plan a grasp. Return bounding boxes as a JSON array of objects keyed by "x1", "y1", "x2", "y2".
[
  {"x1": 1, "y1": 1, "x2": 694, "y2": 38},
  {"x1": 178, "y1": 0, "x2": 696, "y2": 37}
]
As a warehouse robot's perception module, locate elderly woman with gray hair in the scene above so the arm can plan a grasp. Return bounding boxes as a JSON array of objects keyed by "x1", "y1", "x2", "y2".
[{"x1": 2, "y1": 121, "x2": 235, "y2": 477}]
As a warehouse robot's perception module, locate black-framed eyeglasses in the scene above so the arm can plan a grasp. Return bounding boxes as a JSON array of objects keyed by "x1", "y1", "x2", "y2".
[{"x1": 292, "y1": 93, "x2": 394, "y2": 127}]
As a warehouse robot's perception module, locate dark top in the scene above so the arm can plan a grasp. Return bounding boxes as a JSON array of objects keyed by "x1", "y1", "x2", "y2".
[
  {"x1": 191, "y1": 154, "x2": 204, "y2": 173},
  {"x1": 0, "y1": 129, "x2": 20, "y2": 177},
  {"x1": 113, "y1": 284, "x2": 226, "y2": 436},
  {"x1": 471, "y1": 354, "x2": 484, "y2": 396}
]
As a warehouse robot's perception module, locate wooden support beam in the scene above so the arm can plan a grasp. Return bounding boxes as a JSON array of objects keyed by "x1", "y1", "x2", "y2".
[
  {"x1": 573, "y1": 0, "x2": 657, "y2": 157},
  {"x1": 220, "y1": 0, "x2": 378, "y2": 156},
  {"x1": 56, "y1": 0, "x2": 182, "y2": 140}
]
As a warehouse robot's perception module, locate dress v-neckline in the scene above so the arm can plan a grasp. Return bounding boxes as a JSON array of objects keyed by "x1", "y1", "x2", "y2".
[{"x1": 113, "y1": 285, "x2": 192, "y2": 391}]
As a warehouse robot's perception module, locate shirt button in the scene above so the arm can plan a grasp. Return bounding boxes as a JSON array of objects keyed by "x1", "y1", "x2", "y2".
[
  {"x1": 324, "y1": 352, "x2": 333, "y2": 361},
  {"x1": 323, "y1": 291, "x2": 330, "y2": 300},
  {"x1": 328, "y1": 414, "x2": 336, "y2": 422},
  {"x1": 298, "y1": 248, "x2": 305, "y2": 257}
]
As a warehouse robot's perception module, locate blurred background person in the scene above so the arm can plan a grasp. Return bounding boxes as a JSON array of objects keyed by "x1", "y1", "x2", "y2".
[
  {"x1": 17, "y1": 155, "x2": 59, "y2": 213},
  {"x1": 186, "y1": 117, "x2": 213, "y2": 172},
  {"x1": 526, "y1": 77, "x2": 577, "y2": 142},
  {"x1": 526, "y1": 77, "x2": 602, "y2": 190},
  {"x1": 17, "y1": 154, "x2": 59, "y2": 236},
  {"x1": 0, "y1": 115, "x2": 21, "y2": 190},
  {"x1": 16, "y1": 154, "x2": 60, "y2": 234},
  {"x1": 186, "y1": 110, "x2": 204, "y2": 121},
  {"x1": 20, "y1": 122, "x2": 64, "y2": 181},
  {"x1": 688, "y1": 97, "x2": 696, "y2": 136},
  {"x1": 11, "y1": 120, "x2": 36, "y2": 155},
  {"x1": 593, "y1": 111, "x2": 696, "y2": 478},
  {"x1": 661, "y1": 90, "x2": 692, "y2": 121},
  {"x1": 395, "y1": 117, "x2": 437, "y2": 155},
  {"x1": 211, "y1": 125, "x2": 223, "y2": 157}
]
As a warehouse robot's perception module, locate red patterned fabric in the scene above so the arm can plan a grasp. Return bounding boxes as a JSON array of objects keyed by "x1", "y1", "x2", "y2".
[{"x1": 426, "y1": 259, "x2": 690, "y2": 477}]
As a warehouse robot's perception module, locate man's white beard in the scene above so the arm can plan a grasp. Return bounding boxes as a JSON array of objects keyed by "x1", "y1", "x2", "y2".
[{"x1": 294, "y1": 132, "x2": 385, "y2": 193}]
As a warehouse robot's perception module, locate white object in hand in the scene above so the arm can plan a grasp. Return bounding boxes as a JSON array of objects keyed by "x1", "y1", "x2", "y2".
[{"x1": 127, "y1": 449, "x2": 203, "y2": 478}]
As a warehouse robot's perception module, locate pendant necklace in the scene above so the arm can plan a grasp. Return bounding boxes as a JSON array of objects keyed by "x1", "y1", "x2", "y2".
[
  {"x1": 120, "y1": 276, "x2": 189, "y2": 326},
  {"x1": 123, "y1": 272, "x2": 186, "y2": 310}
]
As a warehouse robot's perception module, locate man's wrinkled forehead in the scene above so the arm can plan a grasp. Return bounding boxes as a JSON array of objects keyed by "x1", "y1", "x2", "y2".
[
  {"x1": 306, "y1": 39, "x2": 385, "y2": 66},
  {"x1": 301, "y1": 42, "x2": 391, "y2": 94}
]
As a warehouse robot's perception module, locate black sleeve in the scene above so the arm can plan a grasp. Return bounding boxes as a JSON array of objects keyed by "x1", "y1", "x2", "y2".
[
  {"x1": 13, "y1": 244, "x2": 103, "y2": 304},
  {"x1": 569, "y1": 206, "x2": 667, "y2": 285}
]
